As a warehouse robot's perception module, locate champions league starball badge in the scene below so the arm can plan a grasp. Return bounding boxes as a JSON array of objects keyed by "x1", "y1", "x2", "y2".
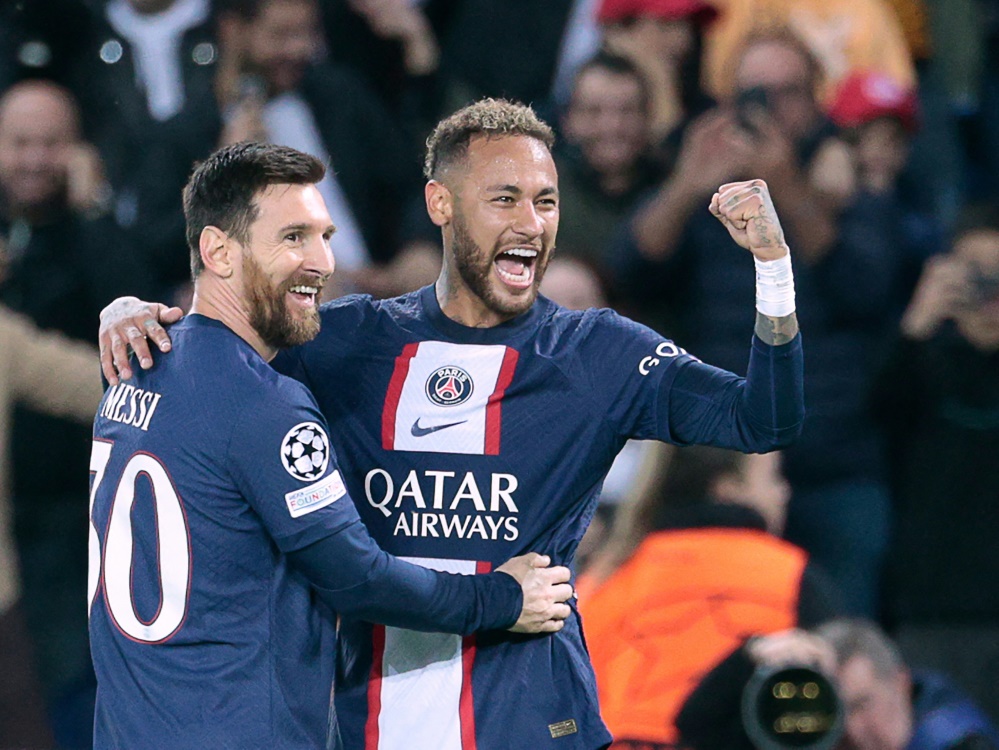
[
  {"x1": 425, "y1": 366, "x2": 474, "y2": 407},
  {"x1": 280, "y1": 422, "x2": 330, "y2": 481}
]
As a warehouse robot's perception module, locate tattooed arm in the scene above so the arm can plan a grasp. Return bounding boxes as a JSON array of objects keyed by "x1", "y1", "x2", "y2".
[{"x1": 755, "y1": 312, "x2": 799, "y2": 346}]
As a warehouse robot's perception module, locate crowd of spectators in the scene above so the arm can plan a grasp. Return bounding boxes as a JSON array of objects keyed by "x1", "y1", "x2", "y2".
[{"x1": 0, "y1": 0, "x2": 997, "y2": 747}]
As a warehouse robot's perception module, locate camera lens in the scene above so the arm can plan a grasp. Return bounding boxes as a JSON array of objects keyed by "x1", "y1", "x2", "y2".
[{"x1": 741, "y1": 664, "x2": 844, "y2": 750}]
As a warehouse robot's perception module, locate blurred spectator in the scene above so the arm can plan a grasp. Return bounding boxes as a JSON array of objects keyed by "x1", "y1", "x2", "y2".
[
  {"x1": 614, "y1": 29, "x2": 902, "y2": 616},
  {"x1": 872, "y1": 203, "x2": 999, "y2": 723},
  {"x1": 431, "y1": 0, "x2": 576, "y2": 118},
  {"x1": 597, "y1": 0, "x2": 718, "y2": 145},
  {"x1": 135, "y1": 0, "x2": 422, "y2": 288},
  {"x1": 703, "y1": 0, "x2": 916, "y2": 103},
  {"x1": 555, "y1": 52, "x2": 664, "y2": 279},
  {"x1": 0, "y1": 304, "x2": 102, "y2": 750},
  {"x1": 829, "y1": 70, "x2": 945, "y2": 304},
  {"x1": 817, "y1": 618, "x2": 999, "y2": 750},
  {"x1": 71, "y1": 0, "x2": 218, "y2": 290},
  {"x1": 0, "y1": 79, "x2": 150, "y2": 748},
  {"x1": 320, "y1": 0, "x2": 441, "y2": 152},
  {"x1": 579, "y1": 446, "x2": 841, "y2": 749}
]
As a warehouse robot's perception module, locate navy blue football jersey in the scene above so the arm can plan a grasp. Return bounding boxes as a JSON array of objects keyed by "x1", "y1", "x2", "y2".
[
  {"x1": 275, "y1": 285, "x2": 803, "y2": 750},
  {"x1": 89, "y1": 315, "x2": 357, "y2": 749}
]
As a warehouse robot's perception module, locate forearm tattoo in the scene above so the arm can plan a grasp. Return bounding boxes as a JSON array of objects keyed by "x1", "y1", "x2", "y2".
[{"x1": 755, "y1": 311, "x2": 799, "y2": 345}]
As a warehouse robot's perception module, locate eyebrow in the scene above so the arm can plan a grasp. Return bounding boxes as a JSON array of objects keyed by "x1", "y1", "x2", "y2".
[
  {"x1": 277, "y1": 222, "x2": 337, "y2": 236},
  {"x1": 485, "y1": 184, "x2": 559, "y2": 198}
]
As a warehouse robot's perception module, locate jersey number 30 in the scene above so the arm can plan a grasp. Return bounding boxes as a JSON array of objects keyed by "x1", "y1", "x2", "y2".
[{"x1": 88, "y1": 439, "x2": 191, "y2": 644}]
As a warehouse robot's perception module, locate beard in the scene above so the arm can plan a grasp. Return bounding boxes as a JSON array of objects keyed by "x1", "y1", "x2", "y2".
[
  {"x1": 451, "y1": 211, "x2": 551, "y2": 320},
  {"x1": 242, "y1": 252, "x2": 321, "y2": 350}
]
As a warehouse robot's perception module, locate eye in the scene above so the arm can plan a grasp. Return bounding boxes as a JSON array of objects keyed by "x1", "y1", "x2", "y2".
[
  {"x1": 538, "y1": 197, "x2": 558, "y2": 208},
  {"x1": 284, "y1": 231, "x2": 303, "y2": 243},
  {"x1": 493, "y1": 195, "x2": 515, "y2": 204}
]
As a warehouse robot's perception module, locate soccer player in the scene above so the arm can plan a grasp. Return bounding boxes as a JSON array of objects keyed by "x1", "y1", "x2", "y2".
[
  {"x1": 88, "y1": 142, "x2": 573, "y2": 749},
  {"x1": 101, "y1": 100, "x2": 804, "y2": 749}
]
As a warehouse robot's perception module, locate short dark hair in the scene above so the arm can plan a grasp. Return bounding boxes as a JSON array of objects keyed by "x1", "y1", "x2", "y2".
[
  {"x1": 815, "y1": 619, "x2": 907, "y2": 678},
  {"x1": 733, "y1": 26, "x2": 824, "y2": 95},
  {"x1": 571, "y1": 51, "x2": 651, "y2": 114},
  {"x1": 423, "y1": 98, "x2": 556, "y2": 181},
  {"x1": 182, "y1": 141, "x2": 325, "y2": 278},
  {"x1": 218, "y1": 0, "x2": 313, "y2": 21}
]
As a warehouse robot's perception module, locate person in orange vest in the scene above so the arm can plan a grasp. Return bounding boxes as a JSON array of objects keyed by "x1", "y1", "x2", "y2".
[{"x1": 579, "y1": 445, "x2": 842, "y2": 749}]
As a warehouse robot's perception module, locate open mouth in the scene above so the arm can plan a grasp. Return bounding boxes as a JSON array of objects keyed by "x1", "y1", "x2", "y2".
[
  {"x1": 287, "y1": 283, "x2": 321, "y2": 307},
  {"x1": 494, "y1": 247, "x2": 539, "y2": 289}
]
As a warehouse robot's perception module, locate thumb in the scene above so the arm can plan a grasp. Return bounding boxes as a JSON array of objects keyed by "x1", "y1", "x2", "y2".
[{"x1": 530, "y1": 554, "x2": 550, "y2": 569}]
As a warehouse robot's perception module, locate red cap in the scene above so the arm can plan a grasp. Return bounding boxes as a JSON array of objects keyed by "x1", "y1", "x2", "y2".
[
  {"x1": 597, "y1": 0, "x2": 719, "y2": 25},
  {"x1": 828, "y1": 71, "x2": 919, "y2": 132}
]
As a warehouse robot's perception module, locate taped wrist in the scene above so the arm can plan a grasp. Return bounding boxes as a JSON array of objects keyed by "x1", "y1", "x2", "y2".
[{"x1": 755, "y1": 254, "x2": 795, "y2": 317}]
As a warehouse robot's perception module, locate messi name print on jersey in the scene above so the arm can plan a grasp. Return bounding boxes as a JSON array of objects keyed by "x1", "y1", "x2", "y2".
[{"x1": 382, "y1": 341, "x2": 518, "y2": 455}]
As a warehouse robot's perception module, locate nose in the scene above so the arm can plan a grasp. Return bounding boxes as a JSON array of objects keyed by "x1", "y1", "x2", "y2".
[
  {"x1": 512, "y1": 201, "x2": 544, "y2": 240},
  {"x1": 304, "y1": 233, "x2": 335, "y2": 279}
]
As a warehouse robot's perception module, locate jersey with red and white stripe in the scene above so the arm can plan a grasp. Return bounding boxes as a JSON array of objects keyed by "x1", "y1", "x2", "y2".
[{"x1": 275, "y1": 285, "x2": 804, "y2": 750}]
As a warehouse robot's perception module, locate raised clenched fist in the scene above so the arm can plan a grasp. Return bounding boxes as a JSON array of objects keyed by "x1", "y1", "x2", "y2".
[{"x1": 709, "y1": 179, "x2": 789, "y2": 261}]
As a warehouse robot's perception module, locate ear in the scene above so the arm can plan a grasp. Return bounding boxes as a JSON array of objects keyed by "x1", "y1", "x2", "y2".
[
  {"x1": 425, "y1": 180, "x2": 453, "y2": 228},
  {"x1": 200, "y1": 226, "x2": 233, "y2": 278}
]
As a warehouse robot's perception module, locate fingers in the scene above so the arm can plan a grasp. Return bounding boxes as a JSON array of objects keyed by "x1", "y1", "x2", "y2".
[
  {"x1": 160, "y1": 305, "x2": 185, "y2": 323},
  {"x1": 551, "y1": 582, "x2": 574, "y2": 603},
  {"x1": 100, "y1": 337, "x2": 119, "y2": 386},
  {"x1": 126, "y1": 324, "x2": 155, "y2": 369},
  {"x1": 528, "y1": 553, "x2": 550, "y2": 569},
  {"x1": 543, "y1": 565, "x2": 571, "y2": 584},
  {"x1": 109, "y1": 330, "x2": 132, "y2": 383},
  {"x1": 535, "y1": 619, "x2": 566, "y2": 633}
]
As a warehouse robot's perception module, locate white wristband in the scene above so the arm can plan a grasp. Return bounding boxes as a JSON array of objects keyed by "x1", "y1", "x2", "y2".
[{"x1": 754, "y1": 254, "x2": 795, "y2": 317}]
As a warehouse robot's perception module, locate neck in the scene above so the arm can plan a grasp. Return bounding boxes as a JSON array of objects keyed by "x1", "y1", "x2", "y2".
[
  {"x1": 190, "y1": 275, "x2": 276, "y2": 361},
  {"x1": 434, "y1": 266, "x2": 514, "y2": 329},
  {"x1": 598, "y1": 168, "x2": 635, "y2": 197}
]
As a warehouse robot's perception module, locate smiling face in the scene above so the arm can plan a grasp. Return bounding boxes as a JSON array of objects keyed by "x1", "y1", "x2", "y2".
[
  {"x1": 0, "y1": 82, "x2": 78, "y2": 217},
  {"x1": 431, "y1": 134, "x2": 559, "y2": 327},
  {"x1": 242, "y1": 0, "x2": 320, "y2": 94},
  {"x1": 232, "y1": 183, "x2": 335, "y2": 350},
  {"x1": 564, "y1": 64, "x2": 649, "y2": 181}
]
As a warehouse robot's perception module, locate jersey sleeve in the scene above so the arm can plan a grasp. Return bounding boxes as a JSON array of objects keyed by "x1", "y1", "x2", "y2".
[
  {"x1": 584, "y1": 310, "x2": 804, "y2": 452},
  {"x1": 226, "y1": 382, "x2": 360, "y2": 553}
]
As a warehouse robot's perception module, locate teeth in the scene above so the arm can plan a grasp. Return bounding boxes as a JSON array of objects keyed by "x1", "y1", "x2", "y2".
[
  {"x1": 501, "y1": 248, "x2": 538, "y2": 258},
  {"x1": 496, "y1": 266, "x2": 530, "y2": 282},
  {"x1": 289, "y1": 286, "x2": 318, "y2": 295}
]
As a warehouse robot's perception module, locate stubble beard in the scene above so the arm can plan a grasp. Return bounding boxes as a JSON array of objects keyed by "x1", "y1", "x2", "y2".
[
  {"x1": 450, "y1": 211, "x2": 550, "y2": 321},
  {"x1": 242, "y1": 253, "x2": 320, "y2": 350}
]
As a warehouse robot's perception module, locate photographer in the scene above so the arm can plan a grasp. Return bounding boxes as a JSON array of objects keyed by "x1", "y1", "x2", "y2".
[
  {"x1": 678, "y1": 620, "x2": 999, "y2": 750},
  {"x1": 675, "y1": 627, "x2": 841, "y2": 750},
  {"x1": 578, "y1": 446, "x2": 843, "y2": 749},
  {"x1": 872, "y1": 202, "x2": 999, "y2": 725}
]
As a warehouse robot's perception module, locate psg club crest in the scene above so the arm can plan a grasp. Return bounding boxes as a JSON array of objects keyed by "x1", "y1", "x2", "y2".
[
  {"x1": 425, "y1": 365, "x2": 474, "y2": 407},
  {"x1": 280, "y1": 422, "x2": 330, "y2": 481}
]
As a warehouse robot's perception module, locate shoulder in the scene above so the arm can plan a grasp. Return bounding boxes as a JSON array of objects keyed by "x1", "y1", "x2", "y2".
[
  {"x1": 537, "y1": 300, "x2": 670, "y2": 353},
  {"x1": 173, "y1": 321, "x2": 316, "y2": 414},
  {"x1": 316, "y1": 289, "x2": 423, "y2": 336}
]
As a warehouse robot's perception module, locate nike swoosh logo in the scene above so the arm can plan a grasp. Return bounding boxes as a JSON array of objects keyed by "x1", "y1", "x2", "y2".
[{"x1": 410, "y1": 418, "x2": 467, "y2": 437}]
